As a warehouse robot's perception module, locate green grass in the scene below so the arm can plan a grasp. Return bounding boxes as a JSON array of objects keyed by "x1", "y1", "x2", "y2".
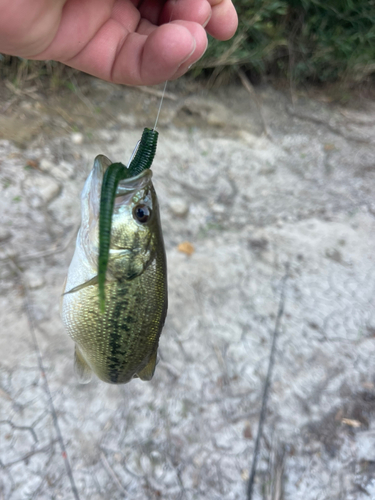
[{"x1": 199, "y1": 0, "x2": 375, "y2": 85}]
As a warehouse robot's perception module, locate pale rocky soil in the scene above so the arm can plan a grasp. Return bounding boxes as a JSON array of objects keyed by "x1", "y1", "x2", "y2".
[{"x1": 0, "y1": 77, "x2": 375, "y2": 500}]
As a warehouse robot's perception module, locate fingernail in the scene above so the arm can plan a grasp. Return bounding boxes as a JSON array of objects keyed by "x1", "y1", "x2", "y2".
[
  {"x1": 193, "y1": 36, "x2": 208, "y2": 65},
  {"x1": 177, "y1": 37, "x2": 196, "y2": 69},
  {"x1": 203, "y1": 12, "x2": 212, "y2": 28},
  {"x1": 186, "y1": 36, "x2": 208, "y2": 71}
]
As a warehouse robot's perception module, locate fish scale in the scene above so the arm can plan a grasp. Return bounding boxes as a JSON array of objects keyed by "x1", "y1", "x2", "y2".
[
  {"x1": 61, "y1": 147, "x2": 167, "y2": 384},
  {"x1": 62, "y1": 246, "x2": 167, "y2": 383}
]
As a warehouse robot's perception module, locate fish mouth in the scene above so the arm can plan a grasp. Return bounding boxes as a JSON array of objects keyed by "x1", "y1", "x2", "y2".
[{"x1": 116, "y1": 169, "x2": 153, "y2": 195}]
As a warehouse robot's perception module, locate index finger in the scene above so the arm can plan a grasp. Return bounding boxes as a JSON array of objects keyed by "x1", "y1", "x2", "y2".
[{"x1": 205, "y1": 0, "x2": 238, "y2": 40}]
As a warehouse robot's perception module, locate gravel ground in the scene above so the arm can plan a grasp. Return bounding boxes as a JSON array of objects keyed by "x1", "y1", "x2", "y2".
[{"x1": 0, "y1": 79, "x2": 375, "y2": 500}]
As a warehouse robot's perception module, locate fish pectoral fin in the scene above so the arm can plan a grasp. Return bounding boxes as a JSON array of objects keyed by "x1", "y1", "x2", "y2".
[
  {"x1": 136, "y1": 351, "x2": 158, "y2": 381},
  {"x1": 63, "y1": 276, "x2": 99, "y2": 295},
  {"x1": 74, "y1": 345, "x2": 92, "y2": 384}
]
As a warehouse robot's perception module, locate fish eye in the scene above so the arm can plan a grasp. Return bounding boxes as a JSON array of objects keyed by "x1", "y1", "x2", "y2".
[{"x1": 133, "y1": 204, "x2": 152, "y2": 224}]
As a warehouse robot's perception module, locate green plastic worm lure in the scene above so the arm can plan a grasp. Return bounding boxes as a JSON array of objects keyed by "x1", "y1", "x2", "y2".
[{"x1": 60, "y1": 128, "x2": 168, "y2": 384}]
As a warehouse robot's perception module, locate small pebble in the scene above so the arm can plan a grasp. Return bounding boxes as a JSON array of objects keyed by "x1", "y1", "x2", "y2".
[
  {"x1": 169, "y1": 199, "x2": 189, "y2": 217},
  {"x1": 39, "y1": 158, "x2": 54, "y2": 173},
  {"x1": 206, "y1": 104, "x2": 228, "y2": 127},
  {"x1": 20, "y1": 101, "x2": 32, "y2": 111},
  {"x1": 97, "y1": 130, "x2": 115, "y2": 143},
  {"x1": 24, "y1": 271, "x2": 45, "y2": 290},
  {"x1": 39, "y1": 180, "x2": 60, "y2": 205},
  {"x1": 211, "y1": 203, "x2": 225, "y2": 214},
  {"x1": 71, "y1": 132, "x2": 84, "y2": 145},
  {"x1": 39, "y1": 159, "x2": 74, "y2": 181},
  {"x1": 241, "y1": 469, "x2": 250, "y2": 481},
  {"x1": 341, "y1": 418, "x2": 361, "y2": 428},
  {"x1": 117, "y1": 114, "x2": 137, "y2": 127},
  {"x1": 24, "y1": 174, "x2": 60, "y2": 207},
  {"x1": 177, "y1": 241, "x2": 195, "y2": 256},
  {"x1": 54, "y1": 161, "x2": 75, "y2": 181}
]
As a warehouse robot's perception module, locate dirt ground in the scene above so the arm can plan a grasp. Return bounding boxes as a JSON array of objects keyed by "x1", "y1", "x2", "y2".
[{"x1": 0, "y1": 76, "x2": 375, "y2": 500}]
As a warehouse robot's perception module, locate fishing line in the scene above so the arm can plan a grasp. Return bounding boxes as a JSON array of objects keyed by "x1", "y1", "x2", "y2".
[
  {"x1": 153, "y1": 0, "x2": 179, "y2": 131},
  {"x1": 246, "y1": 264, "x2": 289, "y2": 500},
  {"x1": 126, "y1": 140, "x2": 141, "y2": 167},
  {"x1": 10, "y1": 260, "x2": 81, "y2": 500},
  {"x1": 153, "y1": 80, "x2": 168, "y2": 131}
]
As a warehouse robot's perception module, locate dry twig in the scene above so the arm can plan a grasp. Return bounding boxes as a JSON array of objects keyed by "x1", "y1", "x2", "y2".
[
  {"x1": 8, "y1": 260, "x2": 81, "y2": 500},
  {"x1": 247, "y1": 264, "x2": 289, "y2": 500},
  {"x1": 238, "y1": 69, "x2": 270, "y2": 138},
  {"x1": 136, "y1": 86, "x2": 178, "y2": 101},
  {"x1": 100, "y1": 452, "x2": 128, "y2": 496},
  {"x1": 0, "y1": 226, "x2": 78, "y2": 263}
]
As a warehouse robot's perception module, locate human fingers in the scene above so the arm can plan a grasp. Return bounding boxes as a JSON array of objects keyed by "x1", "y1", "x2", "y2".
[
  {"x1": 112, "y1": 21, "x2": 207, "y2": 85},
  {"x1": 30, "y1": 0, "x2": 205, "y2": 86},
  {"x1": 166, "y1": 20, "x2": 207, "y2": 79},
  {"x1": 205, "y1": 0, "x2": 238, "y2": 40},
  {"x1": 159, "y1": 0, "x2": 237, "y2": 40},
  {"x1": 159, "y1": 0, "x2": 212, "y2": 26},
  {"x1": 136, "y1": 0, "x2": 212, "y2": 38}
]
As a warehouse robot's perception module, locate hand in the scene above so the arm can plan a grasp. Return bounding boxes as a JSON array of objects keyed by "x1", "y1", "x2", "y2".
[{"x1": 0, "y1": 0, "x2": 238, "y2": 86}]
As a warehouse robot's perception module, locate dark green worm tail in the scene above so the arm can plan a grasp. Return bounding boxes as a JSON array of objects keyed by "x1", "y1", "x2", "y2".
[
  {"x1": 98, "y1": 128, "x2": 159, "y2": 313},
  {"x1": 98, "y1": 161, "x2": 127, "y2": 313},
  {"x1": 128, "y1": 127, "x2": 159, "y2": 176}
]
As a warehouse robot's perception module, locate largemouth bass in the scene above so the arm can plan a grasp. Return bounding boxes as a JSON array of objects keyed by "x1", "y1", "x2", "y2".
[{"x1": 60, "y1": 150, "x2": 167, "y2": 384}]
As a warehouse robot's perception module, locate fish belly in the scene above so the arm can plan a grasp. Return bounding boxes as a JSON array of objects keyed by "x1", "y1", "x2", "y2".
[{"x1": 62, "y1": 268, "x2": 166, "y2": 384}]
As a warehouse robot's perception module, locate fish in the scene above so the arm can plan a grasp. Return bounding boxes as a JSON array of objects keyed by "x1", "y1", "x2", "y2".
[{"x1": 60, "y1": 146, "x2": 168, "y2": 384}]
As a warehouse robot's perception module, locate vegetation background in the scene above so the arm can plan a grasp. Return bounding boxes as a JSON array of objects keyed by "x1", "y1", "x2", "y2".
[
  {"x1": 1, "y1": 0, "x2": 375, "y2": 88},
  {"x1": 202, "y1": 0, "x2": 375, "y2": 85}
]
